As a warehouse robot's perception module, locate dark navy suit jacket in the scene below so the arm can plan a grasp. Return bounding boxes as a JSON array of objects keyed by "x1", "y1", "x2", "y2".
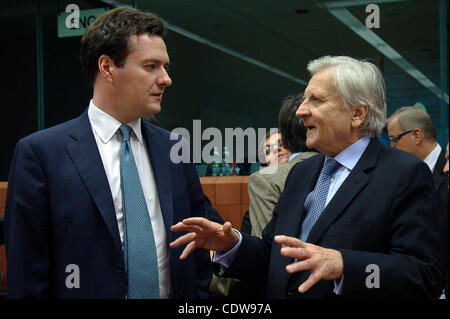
[
  {"x1": 433, "y1": 149, "x2": 449, "y2": 295},
  {"x1": 4, "y1": 109, "x2": 219, "y2": 298},
  {"x1": 220, "y1": 138, "x2": 446, "y2": 298}
]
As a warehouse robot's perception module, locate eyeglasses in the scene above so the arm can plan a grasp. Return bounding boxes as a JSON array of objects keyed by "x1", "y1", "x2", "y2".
[
  {"x1": 389, "y1": 130, "x2": 413, "y2": 143},
  {"x1": 264, "y1": 140, "x2": 281, "y2": 155}
]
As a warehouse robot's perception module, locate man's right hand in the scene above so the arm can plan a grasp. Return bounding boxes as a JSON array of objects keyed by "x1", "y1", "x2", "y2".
[{"x1": 170, "y1": 217, "x2": 240, "y2": 259}]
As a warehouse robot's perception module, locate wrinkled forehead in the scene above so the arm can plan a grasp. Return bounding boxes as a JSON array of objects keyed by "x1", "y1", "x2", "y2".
[{"x1": 305, "y1": 67, "x2": 337, "y2": 96}]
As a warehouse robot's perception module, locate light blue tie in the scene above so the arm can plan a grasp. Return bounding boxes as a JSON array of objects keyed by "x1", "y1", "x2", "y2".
[
  {"x1": 299, "y1": 158, "x2": 341, "y2": 242},
  {"x1": 119, "y1": 125, "x2": 160, "y2": 299}
]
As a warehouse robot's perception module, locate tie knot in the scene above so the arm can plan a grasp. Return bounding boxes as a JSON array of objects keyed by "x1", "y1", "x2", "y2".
[
  {"x1": 120, "y1": 125, "x2": 132, "y2": 142},
  {"x1": 322, "y1": 158, "x2": 341, "y2": 177}
]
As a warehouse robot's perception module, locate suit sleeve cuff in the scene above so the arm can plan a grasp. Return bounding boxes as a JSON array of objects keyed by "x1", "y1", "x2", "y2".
[
  {"x1": 333, "y1": 275, "x2": 344, "y2": 295},
  {"x1": 212, "y1": 229, "x2": 242, "y2": 270}
]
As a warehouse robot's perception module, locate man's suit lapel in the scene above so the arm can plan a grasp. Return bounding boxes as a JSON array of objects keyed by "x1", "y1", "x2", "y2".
[
  {"x1": 281, "y1": 152, "x2": 320, "y2": 237},
  {"x1": 306, "y1": 138, "x2": 379, "y2": 245},
  {"x1": 65, "y1": 110, "x2": 122, "y2": 254},
  {"x1": 274, "y1": 154, "x2": 322, "y2": 296},
  {"x1": 141, "y1": 122, "x2": 174, "y2": 241},
  {"x1": 282, "y1": 156, "x2": 323, "y2": 239}
]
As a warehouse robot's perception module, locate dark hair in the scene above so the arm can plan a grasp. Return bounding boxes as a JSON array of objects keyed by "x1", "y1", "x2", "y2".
[
  {"x1": 278, "y1": 93, "x2": 308, "y2": 153},
  {"x1": 80, "y1": 8, "x2": 167, "y2": 84},
  {"x1": 264, "y1": 130, "x2": 274, "y2": 141}
]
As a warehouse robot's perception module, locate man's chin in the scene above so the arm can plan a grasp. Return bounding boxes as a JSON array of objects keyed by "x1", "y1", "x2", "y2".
[
  {"x1": 306, "y1": 139, "x2": 315, "y2": 150},
  {"x1": 145, "y1": 104, "x2": 161, "y2": 115}
]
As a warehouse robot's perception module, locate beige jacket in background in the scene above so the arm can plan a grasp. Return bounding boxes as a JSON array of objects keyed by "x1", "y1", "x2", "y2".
[{"x1": 248, "y1": 151, "x2": 317, "y2": 238}]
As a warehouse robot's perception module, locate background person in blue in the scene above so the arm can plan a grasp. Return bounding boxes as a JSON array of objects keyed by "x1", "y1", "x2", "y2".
[{"x1": 4, "y1": 7, "x2": 221, "y2": 298}]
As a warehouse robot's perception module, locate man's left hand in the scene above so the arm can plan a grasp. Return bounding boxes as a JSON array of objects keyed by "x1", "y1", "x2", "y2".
[{"x1": 274, "y1": 235, "x2": 344, "y2": 293}]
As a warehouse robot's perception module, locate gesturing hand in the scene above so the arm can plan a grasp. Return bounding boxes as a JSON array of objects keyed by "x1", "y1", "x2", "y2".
[
  {"x1": 274, "y1": 235, "x2": 344, "y2": 294},
  {"x1": 170, "y1": 217, "x2": 240, "y2": 259}
]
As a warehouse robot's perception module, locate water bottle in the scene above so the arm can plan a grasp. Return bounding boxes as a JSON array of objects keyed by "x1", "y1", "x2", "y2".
[
  {"x1": 222, "y1": 146, "x2": 232, "y2": 176},
  {"x1": 211, "y1": 146, "x2": 221, "y2": 176}
]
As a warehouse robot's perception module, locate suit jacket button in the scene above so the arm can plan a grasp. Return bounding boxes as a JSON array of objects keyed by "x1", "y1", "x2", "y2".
[{"x1": 117, "y1": 265, "x2": 124, "y2": 273}]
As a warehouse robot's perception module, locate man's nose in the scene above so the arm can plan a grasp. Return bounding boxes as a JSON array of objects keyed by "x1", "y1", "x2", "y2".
[
  {"x1": 158, "y1": 68, "x2": 172, "y2": 87},
  {"x1": 296, "y1": 102, "x2": 311, "y2": 119}
]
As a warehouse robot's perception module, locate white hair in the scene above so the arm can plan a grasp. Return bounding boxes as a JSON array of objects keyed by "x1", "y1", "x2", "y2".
[{"x1": 307, "y1": 56, "x2": 387, "y2": 136}]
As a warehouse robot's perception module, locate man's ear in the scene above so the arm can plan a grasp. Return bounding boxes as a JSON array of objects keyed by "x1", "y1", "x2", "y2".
[
  {"x1": 98, "y1": 55, "x2": 115, "y2": 83},
  {"x1": 351, "y1": 104, "x2": 369, "y2": 129},
  {"x1": 412, "y1": 128, "x2": 424, "y2": 145}
]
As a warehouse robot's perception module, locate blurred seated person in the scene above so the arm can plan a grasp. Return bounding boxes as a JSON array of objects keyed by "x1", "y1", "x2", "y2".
[
  {"x1": 261, "y1": 131, "x2": 291, "y2": 167},
  {"x1": 248, "y1": 94, "x2": 317, "y2": 239},
  {"x1": 235, "y1": 130, "x2": 291, "y2": 175}
]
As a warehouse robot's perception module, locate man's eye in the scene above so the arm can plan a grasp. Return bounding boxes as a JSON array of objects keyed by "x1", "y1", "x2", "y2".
[{"x1": 145, "y1": 65, "x2": 155, "y2": 69}]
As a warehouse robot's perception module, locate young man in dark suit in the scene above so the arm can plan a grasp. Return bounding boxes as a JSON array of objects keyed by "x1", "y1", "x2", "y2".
[{"x1": 4, "y1": 8, "x2": 220, "y2": 299}]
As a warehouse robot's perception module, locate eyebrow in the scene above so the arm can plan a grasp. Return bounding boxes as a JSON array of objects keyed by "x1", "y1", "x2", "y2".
[
  {"x1": 304, "y1": 92, "x2": 326, "y2": 100},
  {"x1": 142, "y1": 58, "x2": 170, "y2": 65}
]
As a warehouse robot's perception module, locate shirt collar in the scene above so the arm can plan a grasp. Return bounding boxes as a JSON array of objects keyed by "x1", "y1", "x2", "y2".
[
  {"x1": 288, "y1": 152, "x2": 301, "y2": 162},
  {"x1": 423, "y1": 143, "x2": 442, "y2": 172},
  {"x1": 88, "y1": 100, "x2": 143, "y2": 145},
  {"x1": 325, "y1": 135, "x2": 371, "y2": 170}
]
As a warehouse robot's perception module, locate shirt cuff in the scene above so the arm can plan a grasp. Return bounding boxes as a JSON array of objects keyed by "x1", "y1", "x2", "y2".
[
  {"x1": 333, "y1": 275, "x2": 344, "y2": 295},
  {"x1": 212, "y1": 229, "x2": 242, "y2": 269}
]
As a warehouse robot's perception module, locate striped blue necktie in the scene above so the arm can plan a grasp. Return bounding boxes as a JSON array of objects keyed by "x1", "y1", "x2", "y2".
[
  {"x1": 300, "y1": 158, "x2": 341, "y2": 242},
  {"x1": 119, "y1": 125, "x2": 159, "y2": 299}
]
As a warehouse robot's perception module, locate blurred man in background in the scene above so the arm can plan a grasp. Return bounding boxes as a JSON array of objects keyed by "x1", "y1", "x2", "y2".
[{"x1": 387, "y1": 106, "x2": 448, "y2": 297}]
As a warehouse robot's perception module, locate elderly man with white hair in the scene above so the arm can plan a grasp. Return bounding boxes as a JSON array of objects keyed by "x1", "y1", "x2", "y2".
[{"x1": 170, "y1": 56, "x2": 446, "y2": 299}]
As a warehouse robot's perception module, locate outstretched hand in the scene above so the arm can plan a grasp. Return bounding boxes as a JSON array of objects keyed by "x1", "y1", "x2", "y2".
[
  {"x1": 274, "y1": 235, "x2": 344, "y2": 293},
  {"x1": 170, "y1": 217, "x2": 240, "y2": 259}
]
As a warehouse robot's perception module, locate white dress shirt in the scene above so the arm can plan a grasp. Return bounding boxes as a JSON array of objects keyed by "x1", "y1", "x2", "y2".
[
  {"x1": 423, "y1": 143, "x2": 442, "y2": 173},
  {"x1": 325, "y1": 135, "x2": 371, "y2": 206},
  {"x1": 88, "y1": 101, "x2": 171, "y2": 298}
]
